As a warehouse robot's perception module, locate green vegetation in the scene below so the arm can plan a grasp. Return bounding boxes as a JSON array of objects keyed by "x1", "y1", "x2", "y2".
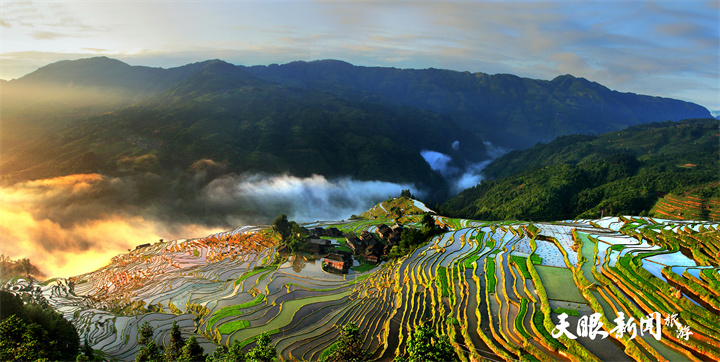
[
  {"x1": 398, "y1": 324, "x2": 457, "y2": 362},
  {"x1": 351, "y1": 263, "x2": 378, "y2": 273},
  {"x1": 463, "y1": 254, "x2": 481, "y2": 268},
  {"x1": 0, "y1": 291, "x2": 80, "y2": 361},
  {"x1": 206, "y1": 294, "x2": 265, "y2": 333},
  {"x1": 485, "y1": 257, "x2": 497, "y2": 294},
  {"x1": 165, "y1": 321, "x2": 184, "y2": 361},
  {"x1": 244, "y1": 332, "x2": 277, "y2": 362},
  {"x1": 234, "y1": 268, "x2": 274, "y2": 287},
  {"x1": 360, "y1": 196, "x2": 426, "y2": 220},
  {"x1": 323, "y1": 322, "x2": 366, "y2": 362},
  {"x1": 515, "y1": 299, "x2": 532, "y2": 339},
  {"x1": 273, "y1": 214, "x2": 309, "y2": 253},
  {"x1": 135, "y1": 322, "x2": 207, "y2": 362},
  {"x1": 443, "y1": 119, "x2": 719, "y2": 221},
  {"x1": 389, "y1": 213, "x2": 448, "y2": 259},
  {"x1": 436, "y1": 266, "x2": 450, "y2": 297},
  {"x1": 217, "y1": 320, "x2": 250, "y2": 334},
  {"x1": 610, "y1": 244, "x2": 625, "y2": 251},
  {"x1": 531, "y1": 308, "x2": 564, "y2": 351},
  {"x1": 509, "y1": 255, "x2": 531, "y2": 278}
]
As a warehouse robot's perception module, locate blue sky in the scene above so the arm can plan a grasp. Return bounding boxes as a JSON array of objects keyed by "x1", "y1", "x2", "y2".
[{"x1": 2, "y1": 0, "x2": 718, "y2": 109}]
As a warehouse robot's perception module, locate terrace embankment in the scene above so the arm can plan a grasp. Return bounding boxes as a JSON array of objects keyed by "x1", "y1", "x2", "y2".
[{"x1": 4, "y1": 209, "x2": 719, "y2": 361}]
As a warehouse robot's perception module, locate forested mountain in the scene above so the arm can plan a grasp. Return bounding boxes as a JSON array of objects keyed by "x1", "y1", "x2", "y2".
[
  {"x1": 1, "y1": 59, "x2": 484, "y2": 193},
  {"x1": 1, "y1": 57, "x2": 710, "y2": 196},
  {"x1": 244, "y1": 60, "x2": 710, "y2": 149},
  {"x1": 441, "y1": 118, "x2": 719, "y2": 221}
]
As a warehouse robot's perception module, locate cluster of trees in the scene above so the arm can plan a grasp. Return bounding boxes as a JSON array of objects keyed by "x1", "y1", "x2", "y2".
[
  {"x1": 272, "y1": 214, "x2": 307, "y2": 253},
  {"x1": 0, "y1": 290, "x2": 85, "y2": 361},
  {"x1": 208, "y1": 333, "x2": 276, "y2": 362},
  {"x1": 323, "y1": 322, "x2": 456, "y2": 362},
  {"x1": 444, "y1": 118, "x2": 719, "y2": 221},
  {"x1": 443, "y1": 146, "x2": 719, "y2": 221},
  {"x1": 134, "y1": 321, "x2": 278, "y2": 362},
  {"x1": 135, "y1": 321, "x2": 206, "y2": 362},
  {"x1": 0, "y1": 255, "x2": 44, "y2": 280},
  {"x1": 388, "y1": 213, "x2": 447, "y2": 258}
]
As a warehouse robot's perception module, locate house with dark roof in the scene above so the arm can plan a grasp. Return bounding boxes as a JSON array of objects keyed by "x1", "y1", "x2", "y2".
[
  {"x1": 310, "y1": 227, "x2": 344, "y2": 238},
  {"x1": 360, "y1": 230, "x2": 375, "y2": 244},
  {"x1": 323, "y1": 251, "x2": 353, "y2": 273},
  {"x1": 307, "y1": 237, "x2": 331, "y2": 254},
  {"x1": 364, "y1": 241, "x2": 384, "y2": 264},
  {"x1": 389, "y1": 223, "x2": 404, "y2": 242},
  {"x1": 346, "y1": 234, "x2": 364, "y2": 254},
  {"x1": 376, "y1": 224, "x2": 391, "y2": 239}
]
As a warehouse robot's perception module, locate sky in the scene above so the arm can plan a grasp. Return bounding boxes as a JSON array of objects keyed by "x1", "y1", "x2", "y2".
[{"x1": 1, "y1": 0, "x2": 718, "y2": 110}]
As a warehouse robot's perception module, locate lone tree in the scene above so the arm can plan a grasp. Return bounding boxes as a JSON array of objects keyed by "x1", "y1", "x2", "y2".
[
  {"x1": 245, "y1": 332, "x2": 277, "y2": 362},
  {"x1": 272, "y1": 214, "x2": 291, "y2": 242},
  {"x1": 165, "y1": 321, "x2": 184, "y2": 361},
  {"x1": 403, "y1": 324, "x2": 456, "y2": 362},
  {"x1": 326, "y1": 322, "x2": 366, "y2": 362},
  {"x1": 177, "y1": 336, "x2": 206, "y2": 362},
  {"x1": 208, "y1": 333, "x2": 276, "y2": 362},
  {"x1": 135, "y1": 322, "x2": 163, "y2": 362}
]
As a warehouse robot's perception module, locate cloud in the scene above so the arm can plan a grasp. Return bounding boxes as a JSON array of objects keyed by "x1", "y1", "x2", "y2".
[
  {"x1": 420, "y1": 141, "x2": 511, "y2": 195},
  {"x1": 32, "y1": 31, "x2": 69, "y2": 40},
  {"x1": 82, "y1": 47, "x2": 108, "y2": 53},
  {"x1": 0, "y1": 172, "x2": 418, "y2": 278},
  {"x1": 202, "y1": 174, "x2": 420, "y2": 223},
  {"x1": 420, "y1": 150, "x2": 457, "y2": 178}
]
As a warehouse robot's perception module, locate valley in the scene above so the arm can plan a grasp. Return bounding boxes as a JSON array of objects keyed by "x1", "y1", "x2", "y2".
[{"x1": 5, "y1": 198, "x2": 719, "y2": 361}]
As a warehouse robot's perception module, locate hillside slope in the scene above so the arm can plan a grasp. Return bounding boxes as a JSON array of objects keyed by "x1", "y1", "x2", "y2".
[
  {"x1": 1, "y1": 60, "x2": 484, "y2": 194},
  {"x1": 5, "y1": 207, "x2": 719, "y2": 361},
  {"x1": 442, "y1": 118, "x2": 719, "y2": 221}
]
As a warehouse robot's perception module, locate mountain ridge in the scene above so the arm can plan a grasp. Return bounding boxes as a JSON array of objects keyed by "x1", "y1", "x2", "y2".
[{"x1": 1, "y1": 57, "x2": 710, "y2": 198}]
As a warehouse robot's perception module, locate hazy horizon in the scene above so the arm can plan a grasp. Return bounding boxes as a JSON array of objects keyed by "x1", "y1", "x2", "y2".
[{"x1": 2, "y1": 1, "x2": 718, "y2": 109}]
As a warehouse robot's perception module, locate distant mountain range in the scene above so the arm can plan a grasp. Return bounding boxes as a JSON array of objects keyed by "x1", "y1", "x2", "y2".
[{"x1": 1, "y1": 57, "x2": 711, "y2": 197}]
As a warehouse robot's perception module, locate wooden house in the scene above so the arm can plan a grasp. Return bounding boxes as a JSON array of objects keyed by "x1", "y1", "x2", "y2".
[
  {"x1": 376, "y1": 224, "x2": 391, "y2": 239},
  {"x1": 389, "y1": 223, "x2": 404, "y2": 242},
  {"x1": 311, "y1": 227, "x2": 344, "y2": 238},
  {"x1": 360, "y1": 230, "x2": 375, "y2": 243},
  {"x1": 323, "y1": 251, "x2": 353, "y2": 273},
  {"x1": 307, "y1": 237, "x2": 331, "y2": 254},
  {"x1": 346, "y1": 235, "x2": 365, "y2": 254}
]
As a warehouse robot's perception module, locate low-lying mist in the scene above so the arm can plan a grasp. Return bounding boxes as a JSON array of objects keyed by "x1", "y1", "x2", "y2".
[
  {"x1": 0, "y1": 171, "x2": 419, "y2": 278},
  {"x1": 421, "y1": 141, "x2": 511, "y2": 195}
]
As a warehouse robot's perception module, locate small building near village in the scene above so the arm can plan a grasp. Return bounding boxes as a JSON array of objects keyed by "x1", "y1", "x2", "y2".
[
  {"x1": 346, "y1": 234, "x2": 365, "y2": 254},
  {"x1": 310, "y1": 227, "x2": 344, "y2": 238},
  {"x1": 364, "y1": 241, "x2": 384, "y2": 264},
  {"x1": 376, "y1": 224, "x2": 392, "y2": 239},
  {"x1": 307, "y1": 237, "x2": 332, "y2": 254},
  {"x1": 322, "y1": 251, "x2": 353, "y2": 273}
]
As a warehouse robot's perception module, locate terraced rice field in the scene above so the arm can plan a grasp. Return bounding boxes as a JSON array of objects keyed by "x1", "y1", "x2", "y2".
[{"x1": 5, "y1": 208, "x2": 720, "y2": 361}]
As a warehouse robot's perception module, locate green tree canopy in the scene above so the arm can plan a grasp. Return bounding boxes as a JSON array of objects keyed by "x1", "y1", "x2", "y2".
[
  {"x1": 244, "y1": 333, "x2": 276, "y2": 362},
  {"x1": 178, "y1": 336, "x2": 206, "y2": 362},
  {"x1": 404, "y1": 324, "x2": 456, "y2": 362},
  {"x1": 165, "y1": 321, "x2": 185, "y2": 361},
  {"x1": 272, "y1": 214, "x2": 291, "y2": 242},
  {"x1": 0, "y1": 291, "x2": 80, "y2": 361},
  {"x1": 325, "y1": 322, "x2": 366, "y2": 362}
]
